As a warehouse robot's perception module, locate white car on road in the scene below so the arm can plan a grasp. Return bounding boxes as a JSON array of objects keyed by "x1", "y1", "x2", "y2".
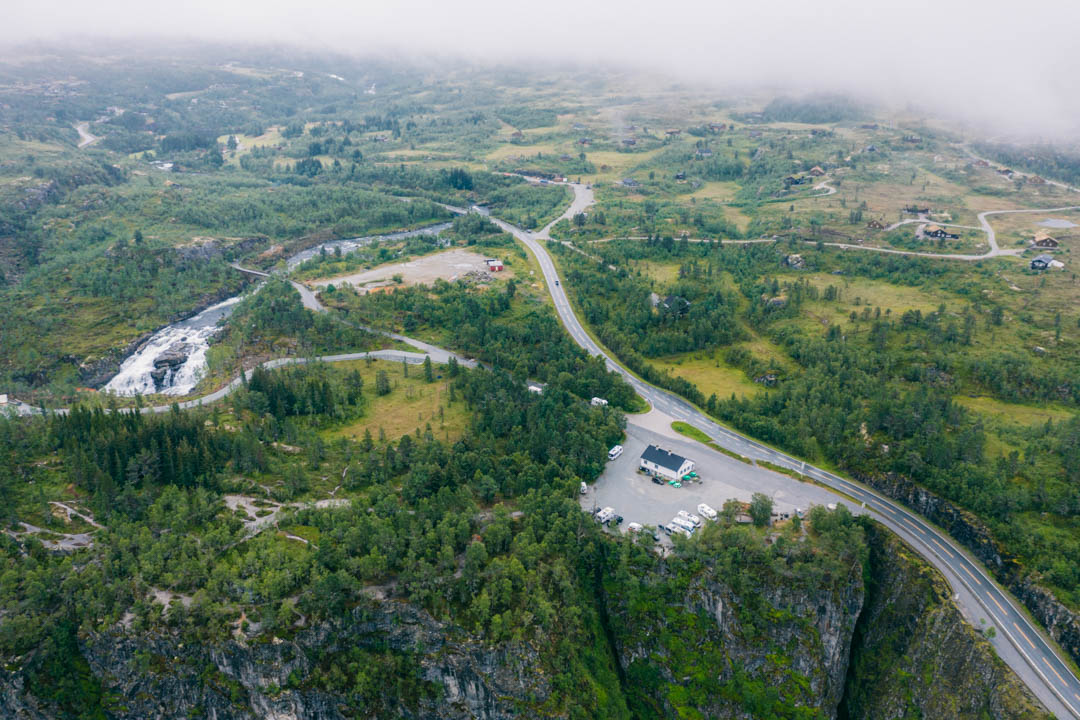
[{"x1": 697, "y1": 503, "x2": 717, "y2": 520}]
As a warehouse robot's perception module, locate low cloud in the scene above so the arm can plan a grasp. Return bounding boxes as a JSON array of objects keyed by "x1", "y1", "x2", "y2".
[{"x1": 5, "y1": 0, "x2": 1079, "y2": 140}]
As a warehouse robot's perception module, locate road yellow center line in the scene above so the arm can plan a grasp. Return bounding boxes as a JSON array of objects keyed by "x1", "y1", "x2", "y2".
[
  {"x1": 931, "y1": 537, "x2": 954, "y2": 559},
  {"x1": 1015, "y1": 622, "x2": 1037, "y2": 650},
  {"x1": 961, "y1": 564, "x2": 982, "y2": 586},
  {"x1": 989, "y1": 594, "x2": 1006, "y2": 615},
  {"x1": 1044, "y1": 657, "x2": 1066, "y2": 684}
]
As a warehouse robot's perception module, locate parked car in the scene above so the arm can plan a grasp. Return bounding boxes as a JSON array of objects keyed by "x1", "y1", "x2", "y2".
[
  {"x1": 627, "y1": 522, "x2": 643, "y2": 533},
  {"x1": 697, "y1": 503, "x2": 717, "y2": 520},
  {"x1": 580, "y1": 482, "x2": 587, "y2": 495},
  {"x1": 612, "y1": 515, "x2": 623, "y2": 525},
  {"x1": 658, "y1": 523, "x2": 672, "y2": 535},
  {"x1": 669, "y1": 523, "x2": 693, "y2": 537},
  {"x1": 607, "y1": 444, "x2": 624, "y2": 460},
  {"x1": 670, "y1": 516, "x2": 696, "y2": 533},
  {"x1": 651, "y1": 476, "x2": 665, "y2": 485},
  {"x1": 677, "y1": 510, "x2": 702, "y2": 527}
]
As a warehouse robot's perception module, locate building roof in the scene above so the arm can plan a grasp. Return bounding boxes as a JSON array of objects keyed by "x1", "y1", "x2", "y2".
[
  {"x1": 1034, "y1": 253, "x2": 1054, "y2": 263},
  {"x1": 641, "y1": 445, "x2": 689, "y2": 472},
  {"x1": 925, "y1": 224, "x2": 942, "y2": 232}
]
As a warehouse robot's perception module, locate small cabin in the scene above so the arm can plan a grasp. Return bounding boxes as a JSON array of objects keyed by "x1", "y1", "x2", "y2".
[
  {"x1": 809, "y1": 166, "x2": 825, "y2": 177},
  {"x1": 924, "y1": 224, "x2": 959, "y2": 240},
  {"x1": 866, "y1": 219, "x2": 885, "y2": 230},
  {"x1": 1031, "y1": 254, "x2": 1054, "y2": 270},
  {"x1": 486, "y1": 259, "x2": 504, "y2": 272},
  {"x1": 1033, "y1": 232, "x2": 1059, "y2": 248}
]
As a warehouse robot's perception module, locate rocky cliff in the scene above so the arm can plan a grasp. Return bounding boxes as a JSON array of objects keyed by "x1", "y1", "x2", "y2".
[
  {"x1": 857, "y1": 470, "x2": 1080, "y2": 669},
  {"x1": 0, "y1": 521, "x2": 1056, "y2": 719},
  {"x1": 601, "y1": 524, "x2": 868, "y2": 719},
  {"x1": 840, "y1": 523, "x2": 1049, "y2": 720},
  {"x1": 2, "y1": 600, "x2": 550, "y2": 720}
]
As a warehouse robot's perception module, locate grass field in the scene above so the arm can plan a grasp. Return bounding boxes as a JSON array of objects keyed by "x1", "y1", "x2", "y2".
[
  {"x1": 634, "y1": 259, "x2": 681, "y2": 284},
  {"x1": 686, "y1": 181, "x2": 740, "y2": 203},
  {"x1": 649, "y1": 351, "x2": 764, "y2": 400},
  {"x1": 323, "y1": 359, "x2": 470, "y2": 444},
  {"x1": 486, "y1": 142, "x2": 561, "y2": 162},
  {"x1": 954, "y1": 395, "x2": 1074, "y2": 428},
  {"x1": 580, "y1": 149, "x2": 662, "y2": 182},
  {"x1": 798, "y1": 272, "x2": 964, "y2": 319}
]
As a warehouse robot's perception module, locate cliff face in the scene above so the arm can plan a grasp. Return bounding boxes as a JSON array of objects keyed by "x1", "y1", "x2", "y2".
[
  {"x1": 602, "y1": 538, "x2": 867, "y2": 719},
  {"x1": 857, "y1": 470, "x2": 1080, "y2": 669},
  {"x1": 1, "y1": 602, "x2": 549, "y2": 720},
  {"x1": 839, "y1": 523, "x2": 1050, "y2": 720},
  {"x1": 0, "y1": 522, "x2": 1056, "y2": 720}
]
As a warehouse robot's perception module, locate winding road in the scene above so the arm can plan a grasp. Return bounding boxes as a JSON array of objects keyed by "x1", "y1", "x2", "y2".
[
  {"x1": 74, "y1": 122, "x2": 99, "y2": 148},
  {"x1": 498, "y1": 178, "x2": 1080, "y2": 718},
  {"x1": 8, "y1": 176, "x2": 1080, "y2": 715}
]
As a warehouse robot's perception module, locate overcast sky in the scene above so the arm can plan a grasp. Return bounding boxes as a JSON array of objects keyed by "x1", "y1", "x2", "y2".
[{"x1": 6, "y1": 0, "x2": 1080, "y2": 139}]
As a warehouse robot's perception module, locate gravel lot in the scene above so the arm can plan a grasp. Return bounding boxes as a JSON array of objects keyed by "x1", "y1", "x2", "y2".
[
  {"x1": 310, "y1": 248, "x2": 505, "y2": 290},
  {"x1": 581, "y1": 422, "x2": 852, "y2": 536}
]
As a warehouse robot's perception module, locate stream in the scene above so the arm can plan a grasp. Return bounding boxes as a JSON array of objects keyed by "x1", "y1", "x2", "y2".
[{"x1": 103, "y1": 222, "x2": 451, "y2": 397}]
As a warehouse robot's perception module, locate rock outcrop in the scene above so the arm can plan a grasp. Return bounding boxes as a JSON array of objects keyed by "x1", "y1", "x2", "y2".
[
  {"x1": 0, "y1": 521, "x2": 1057, "y2": 719},
  {"x1": 149, "y1": 341, "x2": 193, "y2": 390},
  {"x1": 856, "y1": 471, "x2": 1080, "y2": 669},
  {"x1": 604, "y1": 537, "x2": 866, "y2": 718},
  {"x1": 840, "y1": 523, "x2": 1049, "y2": 719}
]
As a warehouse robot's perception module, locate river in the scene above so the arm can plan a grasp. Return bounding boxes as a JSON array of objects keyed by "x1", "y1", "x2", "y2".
[{"x1": 102, "y1": 222, "x2": 451, "y2": 397}]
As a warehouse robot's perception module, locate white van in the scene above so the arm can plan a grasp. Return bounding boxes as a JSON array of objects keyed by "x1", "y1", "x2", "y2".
[
  {"x1": 580, "y1": 482, "x2": 588, "y2": 495},
  {"x1": 596, "y1": 508, "x2": 613, "y2": 524},
  {"x1": 626, "y1": 522, "x2": 643, "y2": 533},
  {"x1": 607, "y1": 445, "x2": 624, "y2": 461},
  {"x1": 697, "y1": 504, "x2": 717, "y2": 520},
  {"x1": 670, "y1": 516, "x2": 696, "y2": 533},
  {"x1": 677, "y1": 510, "x2": 703, "y2": 527},
  {"x1": 670, "y1": 525, "x2": 692, "y2": 538}
]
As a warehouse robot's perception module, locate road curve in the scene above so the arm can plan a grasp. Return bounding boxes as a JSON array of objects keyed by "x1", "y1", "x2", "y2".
[
  {"x1": 499, "y1": 180, "x2": 1080, "y2": 718},
  {"x1": 74, "y1": 122, "x2": 99, "y2": 148},
  {"x1": 9, "y1": 176, "x2": 1079, "y2": 714}
]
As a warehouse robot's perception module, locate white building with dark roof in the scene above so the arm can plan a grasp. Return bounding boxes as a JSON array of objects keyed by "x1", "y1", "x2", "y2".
[{"x1": 639, "y1": 445, "x2": 695, "y2": 481}]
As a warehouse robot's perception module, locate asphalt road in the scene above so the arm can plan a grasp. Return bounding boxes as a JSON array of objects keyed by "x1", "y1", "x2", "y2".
[
  {"x1": 500, "y1": 180, "x2": 1080, "y2": 718},
  {"x1": 9, "y1": 176, "x2": 1079, "y2": 714},
  {"x1": 11, "y1": 349, "x2": 476, "y2": 418}
]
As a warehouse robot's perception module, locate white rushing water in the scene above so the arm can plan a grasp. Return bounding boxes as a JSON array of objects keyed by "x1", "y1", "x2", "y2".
[
  {"x1": 103, "y1": 296, "x2": 243, "y2": 397},
  {"x1": 104, "y1": 221, "x2": 453, "y2": 397}
]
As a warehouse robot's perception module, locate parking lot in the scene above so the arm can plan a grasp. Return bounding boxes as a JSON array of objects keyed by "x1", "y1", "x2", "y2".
[{"x1": 581, "y1": 422, "x2": 850, "y2": 536}]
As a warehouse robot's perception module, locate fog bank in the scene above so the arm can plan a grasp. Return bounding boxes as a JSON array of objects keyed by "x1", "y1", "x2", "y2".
[{"x1": 5, "y1": 0, "x2": 1079, "y2": 139}]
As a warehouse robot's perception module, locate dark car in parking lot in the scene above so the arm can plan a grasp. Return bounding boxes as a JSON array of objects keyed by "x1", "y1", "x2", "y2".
[{"x1": 651, "y1": 476, "x2": 665, "y2": 485}]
